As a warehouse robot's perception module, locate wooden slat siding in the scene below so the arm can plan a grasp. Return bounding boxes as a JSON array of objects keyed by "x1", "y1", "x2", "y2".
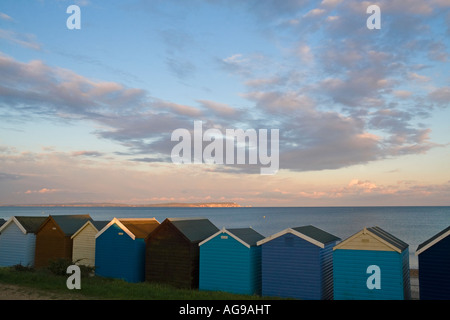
[
  {"x1": 146, "y1": 222, "x2": 193, "y2": 288},
  {"x1": 249, "y1": 245, "x2": 262, "y2": 295},
  {"x1": 401, "y1": 248, "x2": 411, "y2": 300},
  {"x1": 333, "y1": 249, "x2": 407, "y2": 300},
  {"x1": 0, "y1": 222, "x2": 36, "y2": 267},
  {"x1": 419, "y1": 234, "x2": 450, "y2": 300},
  {"x1": 261, "y1": 233, "x2": 324, "y2": 300},
  {"x1": 72, "y1": 223, "x2": 96, "y2": 266},
  {"x1": 95, "y1": 223, "x2": 146, "y2": 283},
  {"x1": 319, "y1": 244, "x2": 335, "y2": 300},
  {"x1": 337, "y1": 232, "x2": 395, "y2": 251},
  {"x1": 199, "y1": 234, "x2": 261, "y2": 295},
  {"x1": 35, "y1": 219, "x2": 71, "y2": 268}
]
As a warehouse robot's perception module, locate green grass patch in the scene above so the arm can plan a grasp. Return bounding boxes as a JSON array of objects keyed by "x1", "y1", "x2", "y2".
[{"x1": 0, "y1": 266, "x2": 273, "y2": 300}]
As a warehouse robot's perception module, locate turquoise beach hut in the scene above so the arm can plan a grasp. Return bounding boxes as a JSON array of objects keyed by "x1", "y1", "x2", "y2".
[
  {"x1": 0, "y1": 216, "x2": 47, "y2": 267},
  {"x1": 333, "y1": 226, "x2": 411, "y2": 300},
  {"x1": 199, "y1": 227, "x2": 264, "y2": 295},
  {"x1": 257, "y1": 225, "x2": 340, "y2": 300},
  {"x1": 416, "y1": 225, "x2": 450, "y2": 300},
  {"x1": 95, "y1": 217, "x2": 160, "y2": 283}
]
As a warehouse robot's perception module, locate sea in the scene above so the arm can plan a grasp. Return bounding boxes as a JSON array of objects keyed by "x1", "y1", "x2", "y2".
[{"x1": 1, "y1": 206, "x2": 449, "y2": 269}]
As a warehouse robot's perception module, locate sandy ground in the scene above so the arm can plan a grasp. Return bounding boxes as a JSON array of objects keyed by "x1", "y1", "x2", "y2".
[
  {"x1": 0, "y1": 283, "x2": 91, "y2": 300},
  {"x1": 0, "y1": 271, "x2": 420, "y2": 300}
]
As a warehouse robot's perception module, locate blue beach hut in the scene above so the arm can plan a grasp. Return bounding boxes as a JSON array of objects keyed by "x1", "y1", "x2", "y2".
[
  {"x1": 199, "y1": 227, "x2": 264, "y2": 295},
  {"x1": 95, "y1": 217, "x2": 160, "y2": 283},
  {"x1": 0, "y1": 216, "x2": 47, "y2": 267},
  {"x1": 257, "y1": 225, "x2": 340, "y2": 300},
  {"x1": 416, "y1": 225, "x2": 450, "y2": 300},
  {"x1": 333, "y1": 226, "x2": 411, "y2": 300}
]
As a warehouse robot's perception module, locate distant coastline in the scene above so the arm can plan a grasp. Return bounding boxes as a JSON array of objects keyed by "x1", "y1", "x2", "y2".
[{"x1": 0, "y1": 202, "x2": 244, "y2": 208}]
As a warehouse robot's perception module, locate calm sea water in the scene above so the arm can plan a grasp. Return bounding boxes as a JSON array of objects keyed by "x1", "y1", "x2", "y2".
[{"x1": 1, "y1": 206, "x2": 449, "y2": 269}]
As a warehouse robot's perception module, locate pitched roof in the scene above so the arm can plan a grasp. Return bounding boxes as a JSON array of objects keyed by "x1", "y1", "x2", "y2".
[
  {"x1": 50, "y1": 214, "x2": 92, "y2": 236},
  {"x1": 199, "y1": 227, "x2": 265, "y2": 248},
  {"x1": 333, "y1": 226, "x2": 408, "y2": 253},
  {"x1": 167, "y1": 217, "x2": 219, "y2": 243},
  {"x1": 96, "y1": 217, "x2": 160, "y2": 240},
  {"x1": 15, "y1": 216, "x2": 47, "y2": 233},
  {"x1": 257, "y1": 225, "x2": 340, "y2": 248},
  {"x1": 367, "y1": 226, "x2": 408, "y2": 252},
  {"x1": 70, "y1": 220, "x2": 110, "y2": 239},
  {"x1": 120, "y1": 219, "x2": 160, "y2": 239},
  {"x1": 416, "y1": 225, "x2": 450, "y2": 255},
  {"x1": 0, "y1": 216, "x2": 48, "y2": 234}
]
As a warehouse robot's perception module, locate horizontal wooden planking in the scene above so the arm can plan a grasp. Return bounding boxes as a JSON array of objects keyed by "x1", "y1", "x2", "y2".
[
  {"x1": 261, "y1": 233, "x2": 332, "y2": 300},
  {"x1": 0, "y1": 223, "x2": 37, "y2": 266},
  {"x1": 333, "y1": 249, "x2": 408, "y2": 300},
  {"x1": 199, "y1": 234, "x2": 260, "y2": 295},
  {"x1": 418, "y1": 237, "x2": 450, "y2": 299},
  {"x1": 72, "y1": 224, "x2": 97, "y2": 266},
  {"x1": 95, "y1": 224, "x2": 146, "y2": 282}
]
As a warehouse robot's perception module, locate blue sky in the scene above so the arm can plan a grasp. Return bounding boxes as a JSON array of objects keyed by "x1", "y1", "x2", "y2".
[{"x1": 0, "y1": 0, "x2": 449, "y2": 206}]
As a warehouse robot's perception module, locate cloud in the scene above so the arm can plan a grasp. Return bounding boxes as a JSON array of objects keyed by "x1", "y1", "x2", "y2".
[
  {"x1": 0, "y1": 172, "x2": 22, "y2": 181},
  {"x1": 71, "y1": 151, "x2": 104, "y2": 157},
  {"x1": 428, "y1": 87, "x2": 450, "y2": 106},
  {"x1": 25, "y1": 188, "x2": 60, "y2": 194},
  {"x1": 0, "y1": 12, "x2": 14, "y2": 22},
  {"x1": 0, "y1": 29, "x2": 42, "y2": 50},
  {"x1": 1, "y1": 0, "x2": 448, "y2": 177}
]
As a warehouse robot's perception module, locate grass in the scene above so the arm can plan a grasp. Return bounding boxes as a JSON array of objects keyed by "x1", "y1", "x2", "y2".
[{"x1": 0, "y1": 266, "x2": 273, "y2": 300}]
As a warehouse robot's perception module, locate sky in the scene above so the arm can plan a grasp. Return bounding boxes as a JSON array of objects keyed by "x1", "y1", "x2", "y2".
[{"x1": 0, "y1": 0, "x2": 449, "y2": 206}]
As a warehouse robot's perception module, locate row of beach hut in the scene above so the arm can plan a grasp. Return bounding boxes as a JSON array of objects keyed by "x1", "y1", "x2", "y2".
[{"x1": 0, "y1": 214, "x2": 448, "y2": 300}]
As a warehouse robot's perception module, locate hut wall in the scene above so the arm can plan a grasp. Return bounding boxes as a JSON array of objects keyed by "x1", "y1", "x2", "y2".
[
  {"x1": 146, "y1": 222, "x2": 195, "y2": 289},
  {"x1": 72, "y1": 223, "x2": 97, "y2": 267},
  {"x1": 418, "y1": 235, "x2": 450, "y2": 300},
  {"x1": 95, "y1": 223, "x2": 146, "y2": 283},
  {"x1": 35, "y1": 220, "x2": 71, "y2": 268},
  {"x1": 261, "y1": 233, "x2": 326, "y2": 300},
  {"x1": 333, "y1": 249, "x2": 408, "y2": 300},
  {"x1": 199, "y1": 234, "x2": 261, "y2": 295},
  {"x1": 0, "y1": 222, "x2": 36, "y2": 267}
]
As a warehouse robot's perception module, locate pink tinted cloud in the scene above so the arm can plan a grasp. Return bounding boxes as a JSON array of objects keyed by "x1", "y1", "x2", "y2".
[{"x1": 25, "y1": 188, "x2": 59, "y2": 194}]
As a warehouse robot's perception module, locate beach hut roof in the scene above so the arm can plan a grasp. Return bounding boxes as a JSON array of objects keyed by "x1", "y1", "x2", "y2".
[
  {"x1": 37, "y1": 215, "x2": 92, "y2": 236},
  {"x1": 166, "y1": 217, "x2": 219, "y2": 243},
  {"x1": 199, "y1": 227, "x2": 265, "y2": 248},
  {"x1": 95, "y1": 217, "x2": 160, "y2": 240},
  {"x1": 416, "y1": 225, "x2": 450, "y2": 256},
  {"x1": 70, "y1": 220, "x2": 110, "y2": 239},
  {"x1": 0, "y1": 216, "x2": 47, "y2": 234},
  {"x1": 257, "y1": 225, "x2": 340, "y2": 248},
  {"x1": 333, "y1": 226, "x2": 408, "y2": 253}
]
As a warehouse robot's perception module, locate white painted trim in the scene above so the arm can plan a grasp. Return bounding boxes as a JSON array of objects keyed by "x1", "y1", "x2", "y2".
[
  {"x1": 0, "y1": 217, "x2": 28, "y2": 235},
  {"x1": 95, "y1": 217, "x2": 136, "y2": 240},
  {"x1": 333, "y1": 229, "x2": 365, "y2": 251},
  {"x1": 71, "y1": 220, "x2": 97, "y2": 239},
  {"x1": 333, "y1": 227, "x2": 402, "y2": 253},
  {"x1": 416, "y1": 228, "x2": 450, "y2": 255},
  {"x1": 199, "y1": 227, "x2": 251, "y2": 248},
  {"x1": 256, "y1": 228, "x2": 325, "y2": 248}
]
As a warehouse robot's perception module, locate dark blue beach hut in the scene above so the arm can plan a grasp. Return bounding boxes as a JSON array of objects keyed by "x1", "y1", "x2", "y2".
[
  {"x1": 257, "y1": 225, "x2": 340, "y2": 300},
  {"x1": 199, "y1": 227, "x2": 264, "y2": 295},
  {"x1": 333, "y1": 226, "x2": 411, "y2": 300},
  {"x1": 95, "y1": 217, "x2": 160, "y2": 283},
  {"x1": 416, "y1": 225, "x2": 450, "y2": 300}
]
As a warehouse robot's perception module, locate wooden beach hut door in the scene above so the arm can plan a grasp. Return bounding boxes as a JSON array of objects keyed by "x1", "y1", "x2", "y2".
[{"x1": 35, "y1": 219, "x2": 68, "y2": 268}]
